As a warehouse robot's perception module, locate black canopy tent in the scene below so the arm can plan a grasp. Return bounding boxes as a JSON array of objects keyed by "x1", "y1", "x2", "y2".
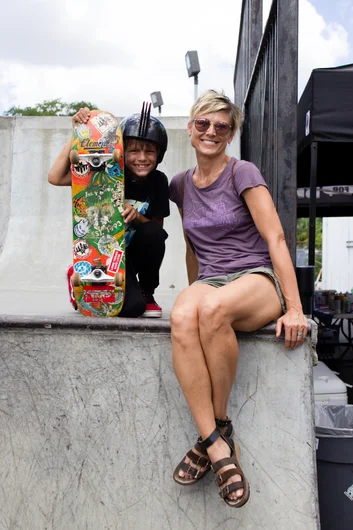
[{"x1": 297, "y1": 64, "x2": 353, "y2": 264}]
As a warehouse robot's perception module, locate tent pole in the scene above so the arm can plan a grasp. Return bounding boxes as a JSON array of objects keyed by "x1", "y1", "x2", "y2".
[{"x1": 308, "y1": 141, "x2": 318, "y2": 266}]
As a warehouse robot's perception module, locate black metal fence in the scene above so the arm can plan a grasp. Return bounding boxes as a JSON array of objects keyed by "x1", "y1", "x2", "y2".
[{"x1": 234, "y1": 0, "x2": 298, "y2": 261}]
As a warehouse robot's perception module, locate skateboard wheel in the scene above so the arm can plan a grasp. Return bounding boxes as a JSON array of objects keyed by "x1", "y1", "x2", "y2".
[
  {"x1": 70, "y1": 150, "x2": 80, "y2": 165},
  {"x1": 115, "y1": 272, "x2": 124, "y2": 287},
  {"x1": 72, "y1": 272, "x2": 81, "y2": 287},
  {"x1": 112, "y1": 149, "x2": 121, "y2": 164}
]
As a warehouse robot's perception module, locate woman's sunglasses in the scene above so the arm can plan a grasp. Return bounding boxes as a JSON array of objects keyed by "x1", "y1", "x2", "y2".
[{"x1": 192, "y1": 118, "x2": 233, "y2": 136}]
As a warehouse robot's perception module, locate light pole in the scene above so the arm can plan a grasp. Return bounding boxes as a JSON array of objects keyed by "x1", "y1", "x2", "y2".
[
  {"x1": 185, "y1": 51, "x2": 200, "y2": 101},
  {"x1": 150, "y1": 91, "x2": 164, "y2": 116}
]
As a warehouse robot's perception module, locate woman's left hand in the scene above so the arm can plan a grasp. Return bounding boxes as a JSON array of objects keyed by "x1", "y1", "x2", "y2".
[{"x1": 275, "y1": 309, "x2": 309, "y2": 350}]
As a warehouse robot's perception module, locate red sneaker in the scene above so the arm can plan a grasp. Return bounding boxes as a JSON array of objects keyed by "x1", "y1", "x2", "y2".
[
  {"x1": 141, "y1": 290, "x2": 162, "y2": 318},
  {"x1": 67, "y1": 265, "x2": 78, "y2": 310}
]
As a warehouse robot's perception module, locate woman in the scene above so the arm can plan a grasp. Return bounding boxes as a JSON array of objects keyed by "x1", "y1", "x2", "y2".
[{"x1": 169, "y1": 90, "x2": 308, "y2": 508}]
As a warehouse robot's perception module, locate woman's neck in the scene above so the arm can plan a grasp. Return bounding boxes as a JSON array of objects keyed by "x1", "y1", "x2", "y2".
[{"x1": 194, "y1": 154, "x2": 230, "y2": 185}]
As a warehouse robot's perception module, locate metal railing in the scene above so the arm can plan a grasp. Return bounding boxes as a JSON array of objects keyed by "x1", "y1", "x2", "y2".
[{"x1": 234, "y1": 0, "x2": 298, "y2": 261}]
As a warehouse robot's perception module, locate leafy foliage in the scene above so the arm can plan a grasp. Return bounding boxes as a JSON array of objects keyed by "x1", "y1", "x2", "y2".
[
  {"x1": 297, "y1": 217, "x2": 322, "y2": 277},
  {"x1": 4, "y1": 99, "x2": 98, "y2": 117}
]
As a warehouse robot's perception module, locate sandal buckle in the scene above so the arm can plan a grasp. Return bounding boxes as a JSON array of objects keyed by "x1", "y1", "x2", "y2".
[
  {"x1": 220, "y1": 485, "x2": 230, "y2": 498},
  {"x1": 216, "y1": 474, "x2": 224, "y2": 486},
  {"x1": 186, "y1": 465, "x2": 199, "y2": 478}
]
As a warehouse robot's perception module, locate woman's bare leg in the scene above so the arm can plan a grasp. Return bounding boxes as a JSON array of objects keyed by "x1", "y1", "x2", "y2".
[
  {"x1": 171, "y1": 283, "x2": 218, "y2": 440},
  {"x1": 197, "y1": 273, "x2": 282, "y2": 500}
]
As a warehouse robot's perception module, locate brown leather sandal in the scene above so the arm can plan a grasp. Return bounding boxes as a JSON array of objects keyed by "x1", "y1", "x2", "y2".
[
  {"x1": 173, "y1": 417, "x2": 233, "y2": 486},
  {"x1": 210, "y1": 435, "x2": 250, "y2": 508}
]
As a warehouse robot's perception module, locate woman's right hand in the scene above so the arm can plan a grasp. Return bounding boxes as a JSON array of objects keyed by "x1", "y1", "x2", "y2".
[{"x1": 72, "y1": 107, "x2": 91, "y2": 128}]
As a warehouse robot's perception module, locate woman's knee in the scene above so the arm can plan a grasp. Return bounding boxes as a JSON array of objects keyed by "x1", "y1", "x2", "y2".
[
  {"x1": 170, "y1": 302, "x2": 198, "y2": 339},
  {"x1": 198, "y1": 295, "x2": 228, "y2": 333}
]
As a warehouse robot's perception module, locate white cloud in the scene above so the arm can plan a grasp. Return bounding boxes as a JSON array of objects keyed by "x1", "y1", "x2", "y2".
[
  {"x1": 298, "y1": 0, "x2": 350, "y2": 95},
  {"x1": 0, "y1": 0, "x2": 352, "y2": 116},
  {"x1": 0, "y1": 0, "x2": 242, "y2": 116}
]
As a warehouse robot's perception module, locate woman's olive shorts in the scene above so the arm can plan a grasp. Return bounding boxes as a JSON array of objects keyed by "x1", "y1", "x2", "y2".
[{"x1": 195, "y1": 266, "x2": 286, "y2": 314}]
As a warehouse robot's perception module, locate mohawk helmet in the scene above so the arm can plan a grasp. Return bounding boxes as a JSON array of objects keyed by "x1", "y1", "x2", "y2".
[{"x1": 120, "y1": 102, "x2": 168, "y2": 164}]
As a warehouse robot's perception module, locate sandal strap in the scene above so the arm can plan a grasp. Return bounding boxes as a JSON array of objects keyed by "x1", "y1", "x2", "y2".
[
  {"x1": 178, "y1": 460, "x2": 208, "y2": 479},
  {"x1": 219, "y1": 480, "x2": 245, "y2": 499},
  {"x1": 215, "y1": 416, "x2": 232, "y2": 428},
  {"x1": 198, "y1": 427, "x2": 221, "y2": 450},
  {"x1": 220, "y1": 433, "x2": 235, "y2": 454},
  {"x1": 216, "y1": 468, "x2": 242, "y2": 486},
  {"x1": 211, "y1": 456, "x2": 235, "y2": 473},
  {"x1": 186, "y1": 449, "x2": 209, "y2": 468},
  {"x1": 194, "y1": 438, "x2": 209, "y2": 456}
]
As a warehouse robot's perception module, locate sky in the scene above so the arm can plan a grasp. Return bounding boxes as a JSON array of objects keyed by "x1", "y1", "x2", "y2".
[{"x1": 0, "y1": 0, "x2": 352, "y2": 118}]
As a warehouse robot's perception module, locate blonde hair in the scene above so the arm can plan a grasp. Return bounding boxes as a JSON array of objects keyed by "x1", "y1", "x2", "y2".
[{"x1": 189, "y1": 90, "x2": 243, "y2": 133}]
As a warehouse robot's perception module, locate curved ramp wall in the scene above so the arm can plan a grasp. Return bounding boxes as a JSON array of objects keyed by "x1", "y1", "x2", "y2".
[
  {"x1": 0, "y1": 317, "x2": 319, "y2": 530},
  {"x1": 0, "y1": 115, "x2": 213, "y2": 314}
]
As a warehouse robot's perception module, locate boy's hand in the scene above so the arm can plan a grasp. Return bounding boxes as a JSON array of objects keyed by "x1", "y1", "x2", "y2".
[
  {"x1": 72, "y1": 107, "x2": 91, "y2": 128},
  {"x1": 122, "y1": 203, "x2": 139, "y2": 224}
]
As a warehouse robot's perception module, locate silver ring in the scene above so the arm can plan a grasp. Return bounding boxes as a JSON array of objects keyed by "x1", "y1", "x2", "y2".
[{"x1": 297, "y1": 332, "x2": 303, "y2": 338}]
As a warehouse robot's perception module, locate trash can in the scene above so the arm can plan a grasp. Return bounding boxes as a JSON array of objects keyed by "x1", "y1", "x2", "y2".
[{"x1": 315, "y1": 404, "x2": 353, "y2": 530}]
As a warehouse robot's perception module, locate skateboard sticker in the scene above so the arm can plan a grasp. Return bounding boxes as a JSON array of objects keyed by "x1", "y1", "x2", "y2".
[
  {"x1": 108, "y1": 164, "x2": 122, "y2": 179},
  {"x1": 98, "y1": 235, "x2": 121, "y2": 256},
  {"x1": 74, "y1": 240, "x2": 92, "y2": 259},
  {"x1": 73, "y1": 196, "x2": 88, "y2": 217},
  {"x1": 87, "y1": 204, "x2": 115, "y2": 231},
  {"x1": 83, "y1": 287, "x2": 115, "y2": 304},
  {"x1": 72, "y1": 162, "x2": 90, "y2": 178},
  {"x1": 91, "y1": 113, "x2": 117, "y2": 135},
  {"x1": 112, "y1": 181, "x2": 124, "y2": 207},
  {"x1": 107, "y1": 249, "x2": 123, "y2": 273},
  {"x1": 98, "y1": 128, "x2": 119, "y2": 148},
  {"x1": 77, "y1": 124, "x2": 92, "y2": 141},
  {"x1": 74, "y1": 261, "x2": 92, "y2": 275},
  {"x1": 74, "y1": 218, "x2": 90, "y2": 238}
]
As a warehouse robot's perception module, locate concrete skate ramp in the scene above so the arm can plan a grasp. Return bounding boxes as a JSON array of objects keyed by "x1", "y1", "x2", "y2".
[
  {"x1": 0, "y1": 316, "x2": 319, "y2": 530},
  {"x1": 0, "y1": 116, "x2": 200, "y2": 316}
]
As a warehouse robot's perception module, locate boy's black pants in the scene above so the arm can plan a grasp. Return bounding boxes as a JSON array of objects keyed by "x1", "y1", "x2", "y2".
[{"x1": 119, "y1": 221, "x2": 168, "y2": 318}]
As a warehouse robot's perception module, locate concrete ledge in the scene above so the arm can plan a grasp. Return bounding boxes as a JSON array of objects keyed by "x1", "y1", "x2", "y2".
[
  {"x1": 0, "y1": 314, "x2": 316, "y2": 336},
  {"x1": 0, "y1": 322, "x2": 319, "y2": 529}
]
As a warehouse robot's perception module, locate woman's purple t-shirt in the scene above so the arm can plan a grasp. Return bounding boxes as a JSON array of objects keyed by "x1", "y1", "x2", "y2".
[{"x1": 169, "y1": 158, "x2": 273, "y2": 280}]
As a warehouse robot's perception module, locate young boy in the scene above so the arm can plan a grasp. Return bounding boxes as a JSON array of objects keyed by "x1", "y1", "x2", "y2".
[{"x1": 48, "y1": 103, "x2": 170, "y2": 317}]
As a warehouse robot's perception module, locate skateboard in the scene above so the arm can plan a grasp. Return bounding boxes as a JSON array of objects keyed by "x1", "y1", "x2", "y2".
[{"x1": 70, "y1": 110, "x2": 125, "y2": 317}]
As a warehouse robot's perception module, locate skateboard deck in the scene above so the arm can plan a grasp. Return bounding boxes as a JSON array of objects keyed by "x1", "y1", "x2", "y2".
[{"x1": 70, "y1": 110, "x2": 125, "y2": 317}]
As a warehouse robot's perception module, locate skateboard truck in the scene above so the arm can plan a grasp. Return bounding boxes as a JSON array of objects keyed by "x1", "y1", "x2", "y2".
[
  {"x1": 79, "y1": 268, "x2": 114, "y2": 282},
  {"x1": 70, "y1": 150, "x2": 121, "y2": 167}
]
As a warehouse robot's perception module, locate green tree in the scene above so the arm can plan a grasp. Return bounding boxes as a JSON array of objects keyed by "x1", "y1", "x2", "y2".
[
  {"x1": 296, "y1": 217, "x2": 322, "y2": 278},
  {"x1": 4, "y1": 99, "x2": 98, "y2": 117}
]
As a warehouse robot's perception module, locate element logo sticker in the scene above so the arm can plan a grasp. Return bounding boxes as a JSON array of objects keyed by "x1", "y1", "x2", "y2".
[
  {"x1": 74, "y1": 240, "x2": 91, "y2": 259},
  {"x1": 344, "y1": 484, "x2": 353, "y2": 501},
  {"x1": 74, "y1": 218, "x2": 90, "y2": 238}
]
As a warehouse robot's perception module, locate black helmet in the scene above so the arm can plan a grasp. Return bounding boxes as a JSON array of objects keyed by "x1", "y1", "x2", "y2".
[{"x1": 120, "y1": 102, "x2": 168, "y2": 164}]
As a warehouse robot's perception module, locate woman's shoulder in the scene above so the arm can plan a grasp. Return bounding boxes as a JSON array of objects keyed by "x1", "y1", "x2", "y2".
[
  {"x1": 231, "y1": 158, "x2": 259, "y2": 172},
  {"x1": 230, "y1": 158, "x2": 267, "y2": 194},
  {"x1": 169, "y1": 168, "x2": 193, "y2": 206},
  {"x1": 171, "y1": 168, "x2": 192, "y2": 182}
]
